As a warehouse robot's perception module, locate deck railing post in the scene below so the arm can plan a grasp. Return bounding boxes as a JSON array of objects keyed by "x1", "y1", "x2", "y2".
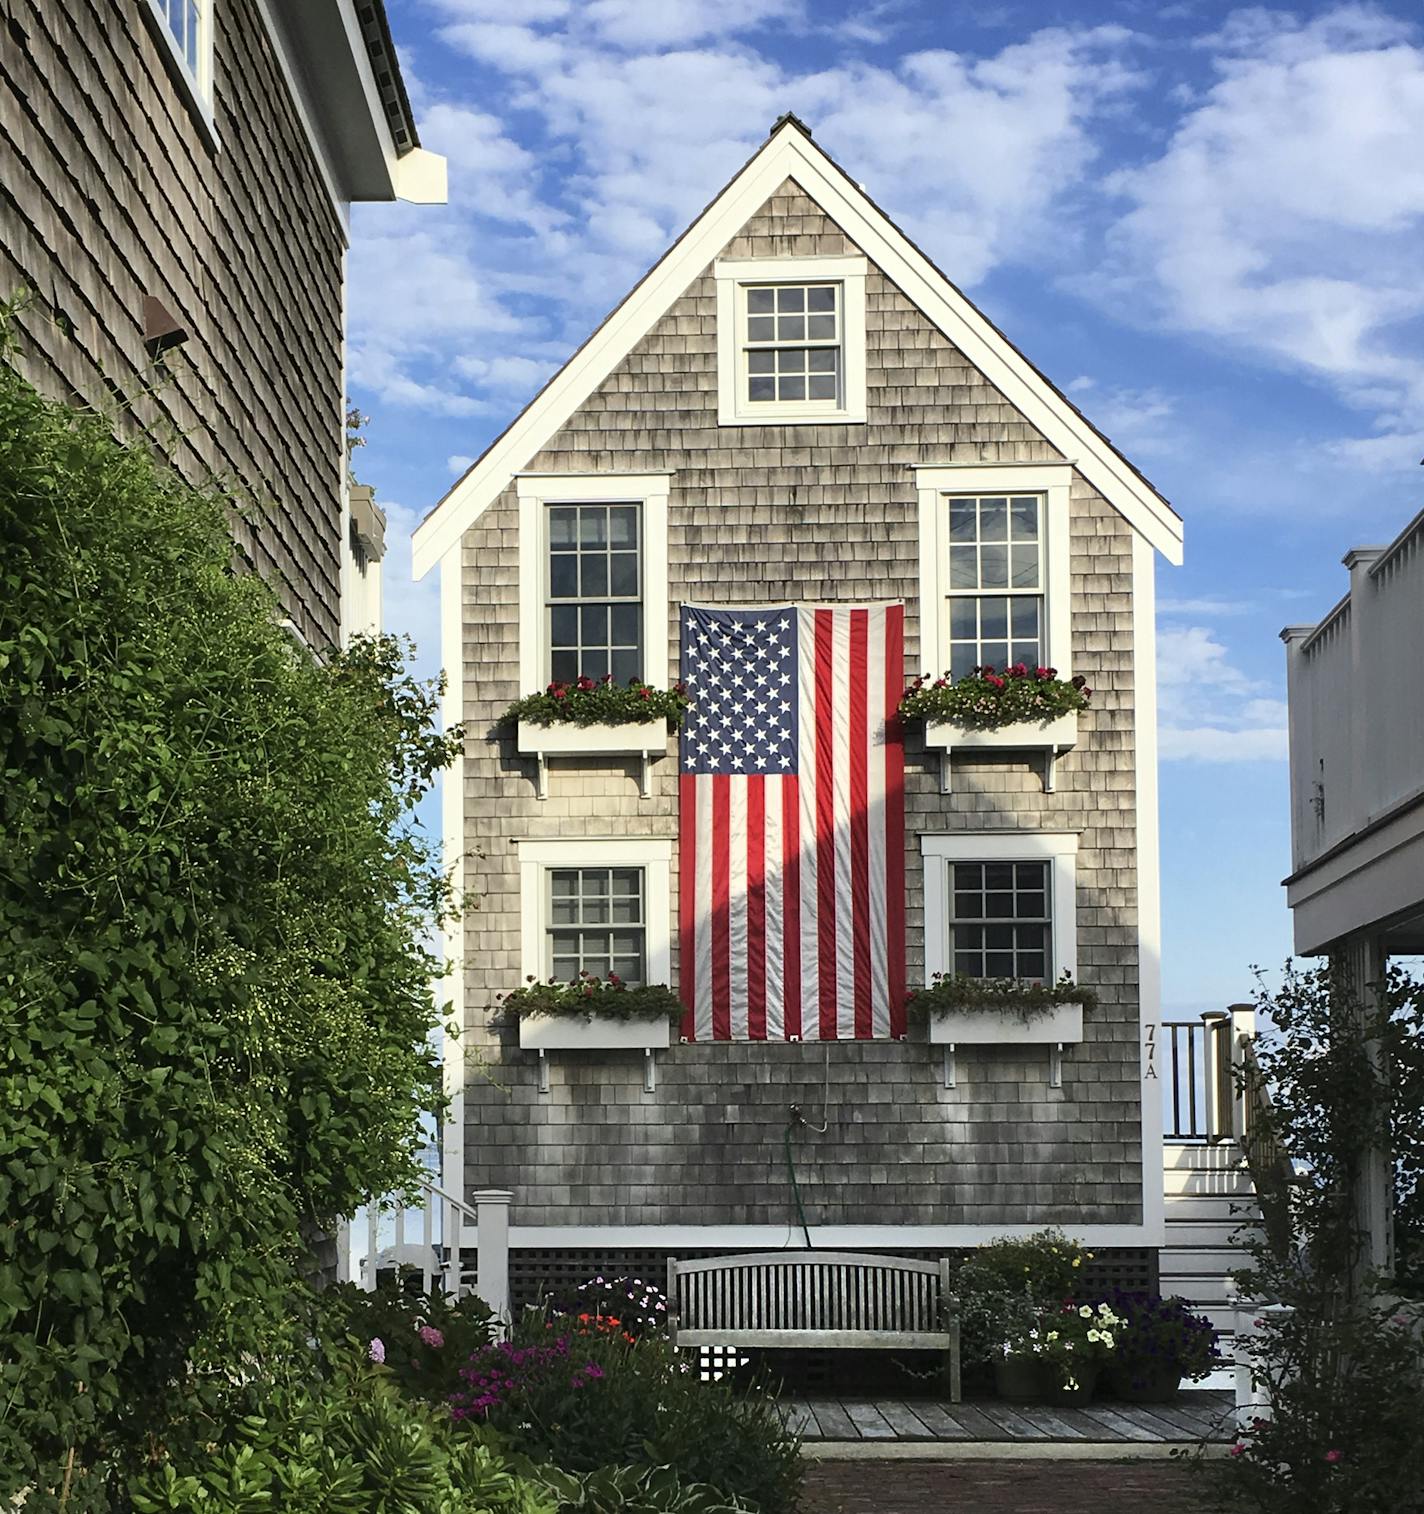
[
  {"x1": 474, "y1": 1189, "x2": 513, "y2": 1327},
  {"x1": 1201, "y1": 1010, "x2": 1231, "y2": 1143},
  {"x1": 1229, "y1": 1002, "x2": 1256, "y2": 1145}
]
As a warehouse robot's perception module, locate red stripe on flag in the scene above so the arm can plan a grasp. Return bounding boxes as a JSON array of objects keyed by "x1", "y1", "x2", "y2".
[
  {"x1": 885, "y1": 604, "x2": 907, "y2": 1037},
  {"x1": 710, "y1": 774, "x2": 732, "y2": 1042},
  {"x1": 679, "y1": 774, "x2": 698, "y2": 1041},
  {"x1": 782, "y1": 775, "x2": 802, "y2": 1040},
  {"x1": 849, "y1": 608, "x2": 872, "y2": 1039},
  {"x1": 814, "y1": 608, "x2": 839, "y2": 1040},
  {"x1": 746, "y1": 776, "x2": 767, "y2": 1040}
]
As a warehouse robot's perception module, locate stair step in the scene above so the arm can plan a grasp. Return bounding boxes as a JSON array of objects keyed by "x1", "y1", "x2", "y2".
[
  {"x1": 1159, "y1": 1247, "x2": 1248, "y2": 1274},
  {"x1": 1164, "y1": 1194, "x2": 1263, "y2": 1222},
  {"x1": 1164, "y1": 1169, "x2": 1256, "y2": 1197},
  {"x1": 1163, "y1": 1142, "x2": 1249, "y2": 1171}
]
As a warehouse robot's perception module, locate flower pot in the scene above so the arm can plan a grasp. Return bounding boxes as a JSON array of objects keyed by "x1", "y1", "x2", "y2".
[
  {"x1": 1046, "y1": 1362, "x2": 1099, "y2": 1405},
  {"x1": 1107, "y1": 1362, "x2": 1182, "y2": 1403},
  {"x1": 993, "y1": 1354, "x2": 1046, "y2": 1402}
]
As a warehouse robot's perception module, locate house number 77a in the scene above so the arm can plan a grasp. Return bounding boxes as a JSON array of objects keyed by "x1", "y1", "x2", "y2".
[{"x1": 1143, "y1": 1023, "x2": 1158, "y2": 1080}]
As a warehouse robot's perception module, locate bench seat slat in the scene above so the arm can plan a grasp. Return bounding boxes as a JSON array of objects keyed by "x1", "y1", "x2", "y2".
[{"x1": 674, "y1": 1328, "x2": 955, "y2": 1350}]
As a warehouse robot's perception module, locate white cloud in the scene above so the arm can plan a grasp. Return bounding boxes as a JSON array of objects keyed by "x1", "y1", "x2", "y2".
[
  {"x1": 1095, "y1": 7, "x2": 1424, "y2": 469},
  {"x1": 1066, "y1": 374, "x2": 1178, "y2": 455},
  {"x1": 447, "y1": 454, "x2": 475, "y2": 474},
  {"x1": 1158, "y1": 594, "x2": 1254, "y2": 617},
  {"x1": 1157, "y1": 624, "x2": 1288, "y2": 762}
]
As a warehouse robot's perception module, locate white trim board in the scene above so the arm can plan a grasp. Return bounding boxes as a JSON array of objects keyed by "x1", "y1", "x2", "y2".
[
  {"x1": 455, "y1": 1223, "x2": 1162, "y2": 1249},
  {"x1": 413, "y1": 120, "x2": 1182, "y2": 579},
  {"x1": 438, "y1": 545, "x2": 466, "y2": 1270}
]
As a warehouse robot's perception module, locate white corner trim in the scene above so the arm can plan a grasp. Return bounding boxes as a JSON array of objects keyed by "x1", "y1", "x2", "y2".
[
  {"x1": 515, "y1": 474, "x2": 671, "y2": 697},
  {"x1": 919, "y1": 831, "x2": 1079, "y2": 986},
  {"x1": 411, "y1": 123, "x2": 1182, "y2": 579},
  {"x1": 714, "y1": 255, "x2": 867, "y2": 427},
  {"x1": 1133, "y1": 532, "x2": 1166, "y2": 1247},
  {"x1": 915, "y1": 464, "x2": 1072, "y2": 682},
  {"x1": 517, "y1": 838, "x2": 674, "y2": 986},
  {"x1": 438, "y1": 545, "x2": 466, "y2": 1230}
]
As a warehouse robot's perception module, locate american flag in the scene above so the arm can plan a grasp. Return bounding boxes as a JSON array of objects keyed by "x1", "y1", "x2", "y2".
[{"x1": 677, "y1": 603, "x2": 906, "y2": 1041}]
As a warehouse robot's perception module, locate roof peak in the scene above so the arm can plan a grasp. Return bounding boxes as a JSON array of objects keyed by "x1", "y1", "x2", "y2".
[{"x1": 768, "y1": 112, "x2": 813, "y2": 140}]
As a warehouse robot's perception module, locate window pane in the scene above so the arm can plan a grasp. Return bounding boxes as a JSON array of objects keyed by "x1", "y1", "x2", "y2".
[
  {"x1": 550, "y1": 604, "x2": 578, "y2": 646},
  {"x1": 550, "y1": 649, "x2": 578, "y2": 681},
  {"x1": 1010, "y1": 498, "x2": 1039, "y2": 541},
  {"x1": 955, "y1": 950, "x2": 982, "y2": 976},
  {"x1": 1010, "y1": 544, "x2": 1039, "y2": 588},
  {"x1": 579, "y1": 554, "x2": 608, "y2": 597},
  {"x1": 580, "y1": 604, "x2": 608, "y2": 646},
  {"x1": 949, "y1": 599, "x2": 978, "y2": 639},
  {"x1": 807, "y1": 285, "x2": 836, "y2": 311},
  {"x1": 608, "y1": 506, "x2": 638, "y2": 548},
  {"x1": 986, "y1": 952, "x2": 1016, "y2": 977},
  {"x1": 611, "y1": 647, "x2": 640, "y2": 684},
  {"x1": 979, "y1": 499, "x2": 1008, "y2": 541},
  {"x1": 610, "y1": 552, "x2": 639, "y2": 596},
  {"x1": 985, "y1": 862, "x2": 1014, "y2": 890},
  {"x1": 985, "y1": 892, "x2": 1015, "y2": 918},
  {"x1": 1016, "y1": 862, "x2": 1048, "y2": 890},
  {"x1": 950, "y1": 644, "x2": 978, "y2": 680},
  {"x1": 808, "y1": 348, "x2": 837, "y2": 373},
  {"x1": 748, "y1": 316, "x2": 775, "y2": 342},
  {"x1": 948, "y1": 501, "x2": 977, "y2": 542},
  {"x1": 1019, "y1": 951, "x2": 1046, "y2": 981},
  {"x1": 1011, "y1": 641, "x2": 1040, "y2": 668},
  {"x1": 777, "y1": 287, "x2": 805, "y2": 312},
  {"x1": 979, "y1": 597, "x2": 1008, "y2": 638},
  {"x1": 954, "y1": 890, "x2": 983, "y2": 920},
  {"x1": 748, "y1": 349, "x2": 775, "y2": 374},
  {"x1": 779, "y1": 315, "x2": 806, "y2": 340},
  {"x1": 549, "y1": 554, "x2": 578, "y2": 598},
  {"x1": 610, "y1": 602, "x2": 640, "y2": 645},
  {"x1": 579, "y1": 508, "x2": 606, "y2": 546},
  {"x1": 749, "y1": 376, "x2": 775, "y2": 401},
  {"x1": 979, "y1": 543, "x2": 1008, "y2": 588},
  {"x1": 1018, "y1": 891, "x2": 1047, "y2": 919},
  {"x1": 949, "y1": 545, "x2": 978, "y2": 588},
  {"x1": 580, "y1": 648, "x2": 610, "y2": 680},
  {"x1": 980, "y1": 640, "x2": 1008, "y2": 669},
  {"x1": 807, "y1": 314, "x2": 836, "y2": 340},
  {"x1": 549, "y1": 507, "x2": 578, "y2": 546},
  {"x1": 985, "y1": 924, "x2": 1016, "y2": 951},
  {"x1": 747, "y1": 287, "x2": 774, "y2": 313},
  {"x1": 808, "y1": 375, "x2": 837, "y2": 400},
  {"x1": 1011, "y1": 598, "x2": 1041, "y2": 638},
  {"x1": 954, "y1": 863, "x2": 982, "y2": 890},
  {"x1": 779, "y1": 375, "x2": 806, "y2": 401}
]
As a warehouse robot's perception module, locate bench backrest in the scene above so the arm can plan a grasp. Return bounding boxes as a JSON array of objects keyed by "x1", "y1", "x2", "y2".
[{"x1": 667, "y1": 1251, "x2": 951, "y2": 1339}]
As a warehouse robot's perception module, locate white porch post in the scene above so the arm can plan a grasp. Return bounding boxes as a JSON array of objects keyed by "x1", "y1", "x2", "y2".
[
  {"x1": 475, "y1": 1189, "x2": 513, "y2": 1325},
  {"x1": 1332, "y1": 933, "x2": 1393, "y2": 1279}
]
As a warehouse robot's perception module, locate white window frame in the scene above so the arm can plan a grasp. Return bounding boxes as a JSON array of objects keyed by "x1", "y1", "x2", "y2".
[
  {"x1": 518, "y1": 838, "x2": 674, "y2": 988},
  {"x1": 715, "y1": 256, "x2": 867, "y2": 426},
  {"x1": 914, "y1": 464, "x2": 1072, "y2": 682},
  {"x1": 143, "y1": 0, "x2": 218, "y2": 143},
  {"x1": 920, "y1": 832, "x2": 1078, "y2": 987},
  {"x1": 517, "y1": 474, "x2": 671, "y2": 697}
]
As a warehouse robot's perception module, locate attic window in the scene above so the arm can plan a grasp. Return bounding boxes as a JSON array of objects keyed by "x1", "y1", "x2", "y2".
[
  {"x1": 143, "y1": 0, "x2": 217, "y2": 139},
  {"x1": 715, "y1": 256, "x2": 867, "y2": 426}
]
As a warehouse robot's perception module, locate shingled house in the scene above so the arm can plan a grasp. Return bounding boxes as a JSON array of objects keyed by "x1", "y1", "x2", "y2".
[
  {"x1": 0, "y1": 0, "x2": 444, "y2": 645},
  {"x1": 414, "y1": 116, "x2": 1185, "y2": 1302}
]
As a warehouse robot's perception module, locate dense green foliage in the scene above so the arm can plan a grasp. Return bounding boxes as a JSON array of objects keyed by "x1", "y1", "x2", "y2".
[
  {"x1": 456, "y1": 1316, "x2": 802, "y2": 1514},
  {"x1": 504, "y1": 677, "x2": 690, "y2": 728},
  {"x1": 0, "y1": 357, "x2": 460, "y2": 1497},
  {"x1": 1220, "y1": 963, "x2": 1424, "y2": 1511},
  {"x1": 499, "y1": 974, "x2": 683, "y2": 1023},
  {"x1": 899, "y1": 665, "x2": 1090, "y2": 728},
  {"x1": 954, "y1": 1228, "x2": 1094, "y2": 1364},
  {"x1": 906, "y1": 970, "x2": 1096, "y2": 1022}
]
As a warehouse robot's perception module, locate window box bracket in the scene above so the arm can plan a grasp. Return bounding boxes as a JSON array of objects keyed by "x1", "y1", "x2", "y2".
[
  {"x1": 516, "y1": 719, "x2": 671, "y2": 800},
  {"x1": 925, "y1": 713, "x2": 1078, "y2": 795}
]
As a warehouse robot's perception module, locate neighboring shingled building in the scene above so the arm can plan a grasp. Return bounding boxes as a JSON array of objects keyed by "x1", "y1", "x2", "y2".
[{"x1": 0, "y1": 0, "x2": 444, "y2": 645}]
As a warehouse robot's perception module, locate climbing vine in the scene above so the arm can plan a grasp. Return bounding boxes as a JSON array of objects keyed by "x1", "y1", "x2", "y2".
[{"x1": 0, "y1": 354, "x2": 461, "y2": 1499}]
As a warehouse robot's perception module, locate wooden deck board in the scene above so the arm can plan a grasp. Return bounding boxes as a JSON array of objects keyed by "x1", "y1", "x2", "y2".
[{"x1": 788, "y1": 1390, "x2": 1233, "y2": 1443}]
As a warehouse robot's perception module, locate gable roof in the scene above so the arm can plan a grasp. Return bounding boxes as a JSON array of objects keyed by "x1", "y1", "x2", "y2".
[{"x1": 412, "y1": 114, "x2": 1183, "y2": 578}]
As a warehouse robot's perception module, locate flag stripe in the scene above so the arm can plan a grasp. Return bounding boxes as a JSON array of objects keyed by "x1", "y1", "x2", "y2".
[
  {"x1": 710, "y1": 774, "x2": 731, "y2": 1041},
  {"x1": 866, "y1": 609, "x2": 889, "y2": 1037},
  {"x1": 764, "y1": 777, "x2": 785, "y2": 1040},
  {"x1": 849, "y1": 609, "x2": 872, "y2": 1039},
  {"x1": 781, "y1": 774, "x2": 802, "y2": 1040},
  {"x1": 679, "y1": 772, "x2": 697, "y2": 1042},
  {"x1": 695, "y1": 765, "x2": 714, "y2": 1042},
  {"x1": 746, "y1": 776, "x2": 766, "y2": 1040},
  {"x1": 798, "y1": 612, "x2": 820, "y2": 1039},
  {"x1": 885, "y1": 604, "x2": 907, "y2": 1038},
  {"x1": 814, "y1": 608, "x2": 839, "y2": 1040},
  {"x1": 727, "y1": 776, "x2": 748, "y2": 1039}
]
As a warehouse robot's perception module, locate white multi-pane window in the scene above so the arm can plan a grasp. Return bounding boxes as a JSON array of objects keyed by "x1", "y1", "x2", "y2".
[
  {"x1": 146, "y1": 0, "x2": 214, "y2": 113},
  {"x1": 546, "y1": 502, "x2": 641, "y2": 685},
  {"x1": 744, "y1": 284, "x2": 840, "y2": 405},
  {"x1": 547, "y1": 868, "x2": 646, "y2": 984},
  {"x1": 949, "y1": 861, "x2": 1050, "y2": 981},
  {"x1": 944, "y1": 494, "x2": 1044, "y2": 679}
]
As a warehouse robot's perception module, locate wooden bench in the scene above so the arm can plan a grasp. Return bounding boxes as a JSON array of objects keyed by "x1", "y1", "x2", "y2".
[{"x1": 666, "y1": 1251, "x2": 961, "y2": 1402}]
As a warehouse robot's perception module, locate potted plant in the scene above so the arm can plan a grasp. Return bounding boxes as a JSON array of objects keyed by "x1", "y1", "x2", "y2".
[
  {"x1": 1028, "y1": 1301, "x2": 1124, "y2": 1405},
  {"x1": 499, "y1": 973, "x2": 682, "y2": 1051},
  {"x1": 907, "y1": 972, "x2": 1097, "y2": 1046},
  {"x1": 1102, "y1": 1291, "x2": 1222, "y2": 1402}
]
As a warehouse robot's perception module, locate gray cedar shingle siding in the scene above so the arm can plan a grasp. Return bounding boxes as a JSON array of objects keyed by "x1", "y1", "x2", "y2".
[
  {"x1": 0, "y1": 0, "x2": 345, "y2": 646},
  {"x1": 458, "y1": 183, "x2": 1144, "y2": 1227}
]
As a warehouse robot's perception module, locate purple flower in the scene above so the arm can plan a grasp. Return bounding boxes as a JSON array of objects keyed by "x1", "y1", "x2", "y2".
[
  {"x1": 368, "y1": 1337, "x2": 385, "y2": 1365},
  {"x1": 418, "y1": 1325, "x2": 445, "y2": 1349}
]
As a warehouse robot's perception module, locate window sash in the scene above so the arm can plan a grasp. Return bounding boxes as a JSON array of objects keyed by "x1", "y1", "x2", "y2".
[
  {"x1": 546, "y1": 867, "x2": 646, "y2": 984},
  {"x1": 740, "y1": 282, "x2": 844, "y2": 407},
  {"x1": 948, "y1": 860, "x2": 1052, "y2": 982},
  {"x1": 943, "y1": 493, "x2": 1046, "y2": 676},
  {"x1": 545, "y1": 502, "x2": 643, "y2": 685}
]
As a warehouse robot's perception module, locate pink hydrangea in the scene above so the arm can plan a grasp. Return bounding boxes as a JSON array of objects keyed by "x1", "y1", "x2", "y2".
[
  {"x1": 1324, "y1": 1449, "x2": 1343, "y2": 1465},
  {"x1": 418, "y1": 1325, "x2": 445, "y2": 1349},
  {"x1": 368, "y1": 1337, "x2": 385, "y2": 1365}
]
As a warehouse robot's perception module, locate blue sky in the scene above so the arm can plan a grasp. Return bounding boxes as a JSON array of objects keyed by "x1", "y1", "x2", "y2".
[{"x1": 353, "y1": 1, "x2": 1424, "y2": 1017}]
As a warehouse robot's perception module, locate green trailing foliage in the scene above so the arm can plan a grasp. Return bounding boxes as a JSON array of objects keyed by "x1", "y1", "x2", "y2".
[
  {"x1": 898, "y1": 665, "x2": 1090, "y2": 728},
  {"x1": 905, "y1": 970, "x2": 1097, "y2": 1023},
  {"x1": 498, "y1": 974, "x2": 684, "y2": 1023},
  {"x1": 0, "y1": 353, "x2": 462, "y2": 1498},
  {"x1": 953, "y1": 1228, "x2": 1095, "y2": 1365},
  {"x1": 503, "y1": 676, "x2": 690, "y2": 728}
]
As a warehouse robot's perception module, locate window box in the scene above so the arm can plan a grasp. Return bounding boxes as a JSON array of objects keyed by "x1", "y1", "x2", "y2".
[
  {"x1": 516, "y1": 1014, "x2": 674, "y2": 1052},
  {"x1": 516, "y1": 719, "x2": 671, "y2": 799},
  {"x1": 924, "y1": 710, "x2": 1079, "y2": 752},
  {"x1": 923, "y1": 1001, "x2": 1084, "y2": 1046}
]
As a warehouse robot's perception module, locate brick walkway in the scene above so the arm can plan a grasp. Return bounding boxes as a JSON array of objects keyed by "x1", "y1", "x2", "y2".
[{"x1": 804, "y1": 1458, "x2": 1219, "y2": 1514}]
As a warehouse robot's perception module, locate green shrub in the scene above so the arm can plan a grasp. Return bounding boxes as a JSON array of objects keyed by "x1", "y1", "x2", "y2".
[
  {"x1": 503, "y1": 677, "x2": 690, "y2": 727},
  {"x1": 954, "y1": 1228, "x2": 1093, "y2": 1363},
  {"x1": 0, "y1": 344, "x2": 460, "y2": 1494},
  {"x1": 499, "y1": 975, "x2": 683, "y2": 1023},
  {"x1": 898, "y1": 666, "x2": 1090, "y2": 728},
  {"x1": 454, "y1": 1323, "x2": 801, "y2": 1514}
]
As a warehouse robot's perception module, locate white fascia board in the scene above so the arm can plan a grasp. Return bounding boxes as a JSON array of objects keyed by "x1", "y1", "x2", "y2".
[
  {"x1": 438, "y1": 545, "x2": 466, "y2": 1256},
  {"x1": 456, "y1": 1222, "x2": 1163, "y2": 1249},
  {"x1": 412, "y1": 123, "x2": 1182, "y2": 579}
]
